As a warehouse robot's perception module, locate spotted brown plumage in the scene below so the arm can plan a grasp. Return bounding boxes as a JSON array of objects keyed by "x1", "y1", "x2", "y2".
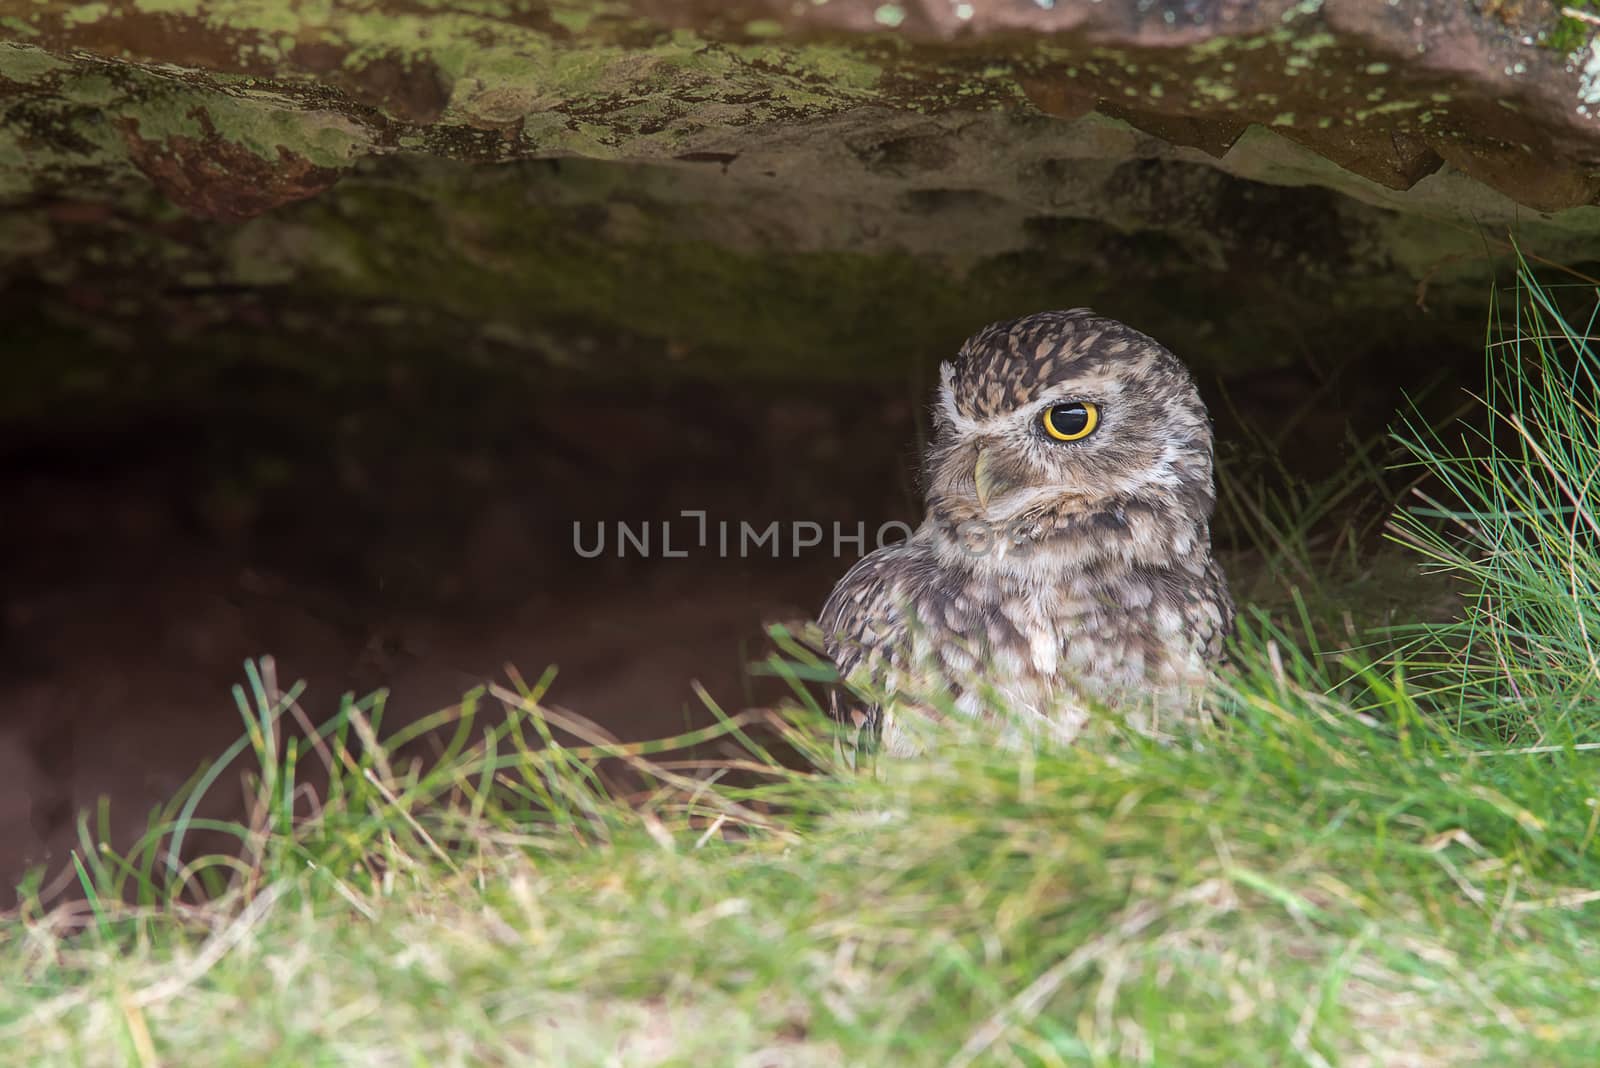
[{"x1": 819, "y1": 309, "x2": 1233, "y2": 760}]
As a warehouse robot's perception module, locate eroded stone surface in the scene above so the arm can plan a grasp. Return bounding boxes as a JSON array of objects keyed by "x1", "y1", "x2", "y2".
[
  {"x1": 5, "y1": 0, "x2": 1599, "y2": 208},
  {"x1": 1, "y1": 0, "x2": 1599, "y2": 402}
]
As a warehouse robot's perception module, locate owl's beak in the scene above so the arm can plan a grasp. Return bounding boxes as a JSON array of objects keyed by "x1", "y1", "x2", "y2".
[{"x1": 973, "y1": 447, "x2": 1017, "y2": 509}]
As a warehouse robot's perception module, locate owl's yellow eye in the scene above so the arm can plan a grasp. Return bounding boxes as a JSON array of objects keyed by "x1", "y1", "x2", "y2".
[{"x1": 1042, "y1": 401, "x2": 1099, "y2": 442}]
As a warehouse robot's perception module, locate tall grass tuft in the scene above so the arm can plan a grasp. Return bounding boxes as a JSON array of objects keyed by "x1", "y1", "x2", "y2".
[{"x1": 1394, "y1": 259, "x2": 1600, "y2": 744}]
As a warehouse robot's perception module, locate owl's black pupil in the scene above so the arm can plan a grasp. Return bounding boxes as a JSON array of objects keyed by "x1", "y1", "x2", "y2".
[{"x1": 1050, "y1": 404, "x2": 1088, "y2": 435}]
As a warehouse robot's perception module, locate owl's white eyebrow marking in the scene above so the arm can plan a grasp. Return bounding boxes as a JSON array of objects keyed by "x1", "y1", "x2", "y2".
[{"x1": 936, "y1": 368, "x2": 984, "y2": 438}]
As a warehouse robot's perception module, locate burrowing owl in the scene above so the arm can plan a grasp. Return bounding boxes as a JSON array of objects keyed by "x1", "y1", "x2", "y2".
[{"x1": 820, "y1": 309, "x2": 1232, "y2": 758}]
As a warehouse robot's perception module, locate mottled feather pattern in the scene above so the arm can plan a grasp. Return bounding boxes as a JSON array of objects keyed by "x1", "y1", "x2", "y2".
[{"x1": 820, "y1": 309, "x2": 1233, "y2": 758}]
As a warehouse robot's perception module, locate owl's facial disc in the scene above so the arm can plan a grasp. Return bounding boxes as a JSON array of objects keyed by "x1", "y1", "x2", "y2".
[
  {"x1": 927, "y1": 312, "x2": 1215, "y2": 558},
  {"x1": 972, "y1": 399, "x2": 1101, "y2": 510}
]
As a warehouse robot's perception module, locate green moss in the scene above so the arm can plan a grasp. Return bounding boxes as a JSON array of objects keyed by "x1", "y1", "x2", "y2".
[
  {"x1": 0, "y1": 42, "x2": 71, "y2": 83},
  {"x1": 34, "y1": 0, "x2": 867, "y2": 137},
  {"x1": 113, "y1": 92, "x2": 208, "y2": 140},
  {"x1": 1187, "y1": 36, "x2": 1238, "y2": 59},
  {"x1": 548, "y1": 7, "x2": 595, "y2": 35},
  {"x1": 4, "y1": 50, "x2": 374, "y2": 195},
  {"x1": 0, "y1": 149, "x2": 33, "y2": 199},
  {"x1": 63, "y1": 2, "x2": 111, "y2": 24},
  {"x1": 873, "y1": 5, "x2": 908, "y2": 29},
  {"x1": 1193, "y1": 78, "x2": 1238, "y2": 102},
  {"x1": 194, "y1": 157, "x2": 1471, "y2": 386},
  {"x1": 1288, "y1": 32, "x2": 1336, "y2": 53},
  {"x1": 1548, "y1": 1, "x2": 1597, "y2": 53},
  {"x1": 0, "y1": 16, "x2": 40, "y2": 37},
  {"x1": 205, "y1": 103, "x2": 368, "y2": 167},
  {"x1": 63, "y1": 72, "x2": 120, "y2": 106},
  {"x1": 260, "y1": 180, "x2": 975, "y2": 379}
]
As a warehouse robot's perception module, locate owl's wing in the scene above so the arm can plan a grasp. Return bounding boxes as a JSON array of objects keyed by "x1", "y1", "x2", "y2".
[
  {"x1": 818, "y1": 547, "x2": 905, "y2": 765},
  {"x1": 1199, "y1": 555, "x2": 1236, "y2": 665}
]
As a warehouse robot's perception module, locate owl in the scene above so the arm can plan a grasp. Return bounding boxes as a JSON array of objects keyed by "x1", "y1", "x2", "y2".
[{"x1": 819, "y1": 309, "x2": 1232, "y2": 759}]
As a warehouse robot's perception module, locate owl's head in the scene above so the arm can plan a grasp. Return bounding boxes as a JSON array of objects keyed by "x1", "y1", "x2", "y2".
[{"x1": 922, "y1": 309, "x2": 1216, "y2": 566}]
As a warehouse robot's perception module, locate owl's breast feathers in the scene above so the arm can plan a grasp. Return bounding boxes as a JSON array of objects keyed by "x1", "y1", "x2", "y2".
[{"x1": 819, "y1": 529, "x2": 1233, "y2": 749}]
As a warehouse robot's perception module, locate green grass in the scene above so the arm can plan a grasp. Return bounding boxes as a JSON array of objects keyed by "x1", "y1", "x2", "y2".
[
  {"x1": 1545, "y1": 1, "x2": 1598, "y2": 53},
  {"x1": 7, "y1": 264, "x2": 1600, "y2": 1064}
]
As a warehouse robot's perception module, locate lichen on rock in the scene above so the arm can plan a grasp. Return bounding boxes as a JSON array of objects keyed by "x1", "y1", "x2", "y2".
[{"x1": 3, "y1": 0, "x2": 1600, "y2": 404}]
